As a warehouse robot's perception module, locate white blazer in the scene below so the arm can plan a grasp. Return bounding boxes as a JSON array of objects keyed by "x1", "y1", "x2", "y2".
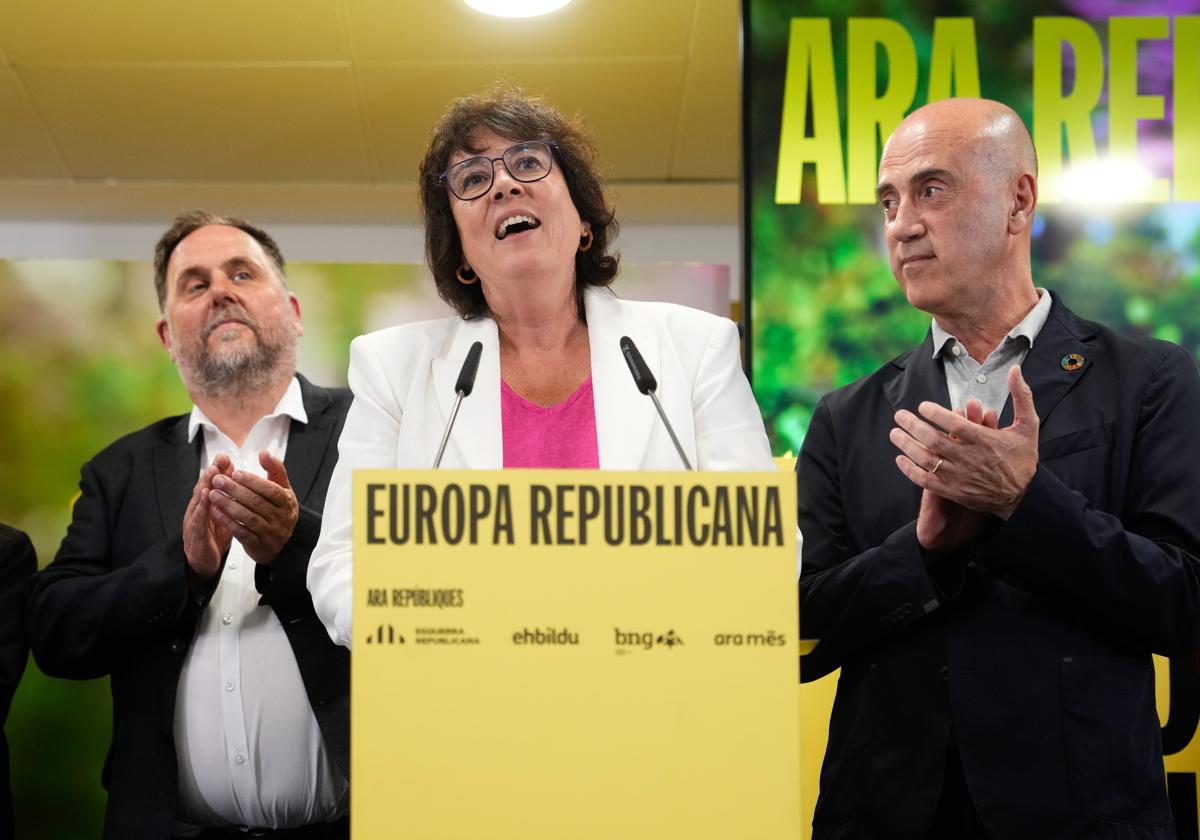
[{"x1": 308, "y1": 286, "x2": 776, "y2": 647}]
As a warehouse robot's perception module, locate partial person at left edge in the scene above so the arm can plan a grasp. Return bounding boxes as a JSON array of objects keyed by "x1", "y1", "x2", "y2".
[
  {"x1": 26, "y1": 212, "x2": 351, "y2": 840},
  {"x1": 0, "y1": 524, "x2": 34, "y2": 840}
]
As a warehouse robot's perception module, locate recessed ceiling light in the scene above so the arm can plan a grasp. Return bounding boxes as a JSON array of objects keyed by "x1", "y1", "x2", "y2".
[{"x1": 464, "y1": 0, "x2": 573, "y2": 18}]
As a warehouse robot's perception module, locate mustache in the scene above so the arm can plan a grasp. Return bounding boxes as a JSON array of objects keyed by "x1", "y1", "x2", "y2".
[{"x1": 201, "y1": 306, "x2": 259, "y2": 341}]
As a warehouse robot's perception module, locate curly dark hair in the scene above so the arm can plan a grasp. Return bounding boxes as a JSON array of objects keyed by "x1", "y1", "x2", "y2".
[
  {"x1": 153, "y1": 210, "x2": 287, "y2": 311},
  {"x1": 418, "y1": 87, "x2": 619, "y2": 319}
]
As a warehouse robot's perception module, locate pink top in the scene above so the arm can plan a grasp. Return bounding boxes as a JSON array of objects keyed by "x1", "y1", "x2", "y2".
[{"x1": 501, "y1": 375, "x2": 600, "y2": 469}]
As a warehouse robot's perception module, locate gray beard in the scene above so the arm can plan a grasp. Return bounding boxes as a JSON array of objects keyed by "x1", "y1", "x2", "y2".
[{"x1": 176, "y1": 318, "x2": 297, "y2": 401}]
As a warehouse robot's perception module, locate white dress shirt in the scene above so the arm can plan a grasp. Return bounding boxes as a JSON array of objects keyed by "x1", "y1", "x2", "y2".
[{"x1": 173, "y1": 377, "x2": 347, "y2": 832}]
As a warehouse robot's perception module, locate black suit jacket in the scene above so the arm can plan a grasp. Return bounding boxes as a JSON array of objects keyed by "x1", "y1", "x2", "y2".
[
  {"x1": 0, "y1": 525, "x2": 34, "y2": 840},
  {"x1": 26, "y1": 376, "x2": 351, "y2": 840},
  {"x1": 798, "y1": 295, "x2": 1200, "y2": 839}
]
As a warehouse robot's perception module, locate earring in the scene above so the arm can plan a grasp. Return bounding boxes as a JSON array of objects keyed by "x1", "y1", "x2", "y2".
[
  {"x1": 456, "y1": 264, "x2": 477, "y2": 285},
  {"x1": 579, "y1": 229, "x2": 594, "y2": 252}
]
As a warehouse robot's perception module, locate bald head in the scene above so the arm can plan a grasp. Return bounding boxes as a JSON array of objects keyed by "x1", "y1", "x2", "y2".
[
  {"x1": 886, "y1": 98, "x2": 1037, "y2": 186},
  {"x1": 875, "y1": 97, "x2": 1039, "y2": 330}
]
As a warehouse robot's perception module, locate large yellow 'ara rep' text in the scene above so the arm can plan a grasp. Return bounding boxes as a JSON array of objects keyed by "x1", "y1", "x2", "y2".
[{"x1": 775, "y1": 17, "x2": 1200, "y2": 205}]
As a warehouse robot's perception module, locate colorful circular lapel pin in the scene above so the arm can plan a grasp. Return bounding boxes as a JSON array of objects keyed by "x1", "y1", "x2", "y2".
[{"x1": 1060, "y1": 353, "x2": 1085, "y2": 371}]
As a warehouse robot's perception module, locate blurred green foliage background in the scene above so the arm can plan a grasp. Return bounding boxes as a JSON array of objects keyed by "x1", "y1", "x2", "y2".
[
  {"x1": 1, "y1": 259, "x2": 433, "y2": 837},
  {"x1": 747, "y1": 0, "x2": 1200, "y2": 452}
]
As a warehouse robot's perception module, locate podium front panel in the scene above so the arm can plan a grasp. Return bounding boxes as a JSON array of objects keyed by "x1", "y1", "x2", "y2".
[{"x1": 351, "y1": 469, "x2": 799, "y2": 839}]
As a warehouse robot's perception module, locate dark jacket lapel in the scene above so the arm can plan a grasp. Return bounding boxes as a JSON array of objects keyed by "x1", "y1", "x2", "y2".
[
  {"x1": 154, "y1": 415, "x2": 200, "y2": 538},
  {"x1": 287, "y1": 375, "x2": 337, "y2": 506},
  {"x1": 882, "y1": 330, "x2": 951, "y2": 414},
  {"x1": 999, "y1": 293, "x2": 1101, "y2": 430}
]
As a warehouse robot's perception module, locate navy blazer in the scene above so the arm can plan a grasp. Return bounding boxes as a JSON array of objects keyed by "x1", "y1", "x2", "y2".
[
  {"x1": 26, "y1": 376, "x2": 351, "y2": 840},
  {"x1": 798, "y1": 295, "x2": 1200, "y2": 839}
]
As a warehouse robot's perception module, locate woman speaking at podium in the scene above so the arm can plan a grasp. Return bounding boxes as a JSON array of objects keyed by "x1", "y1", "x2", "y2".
[{"x1": 307, "y1": 88, "x2": 775, "y2": 649}]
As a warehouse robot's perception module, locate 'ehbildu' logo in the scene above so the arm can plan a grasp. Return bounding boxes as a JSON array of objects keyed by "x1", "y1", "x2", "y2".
[{"x1": 512, "y1": 627, "x2": 580, "y2": 645}]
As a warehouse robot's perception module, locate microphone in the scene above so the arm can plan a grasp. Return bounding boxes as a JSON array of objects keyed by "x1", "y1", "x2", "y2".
[
  {"x1": 619, "y1": 336, "x2": 693, "y2": 470},
  {"x1": 433, "y1": 341, "x2": 483, "y2": 469}
]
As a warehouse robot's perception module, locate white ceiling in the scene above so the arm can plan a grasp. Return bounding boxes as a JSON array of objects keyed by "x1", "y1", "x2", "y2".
[{"x1": 0, "y1": 0, "x2": 740, "y2": 224}]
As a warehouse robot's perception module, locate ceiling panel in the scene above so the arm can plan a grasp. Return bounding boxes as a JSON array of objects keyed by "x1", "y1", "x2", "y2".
[
  {"x1": 673, "y1": 56, "x2": 739, "y2": 180},
  {"x1": 0, "y1": 0, "x2": 741, "y2": 225},
  {"x1": 21, "y1": 66, "x2": 370, "y2": 181},
  {"x1": 0, "y1": 0, "x2": 348, "y2": 63},
  {"x1": 345, "y1": 0, "x2": 696, "y2": 64},
  {"x1": 0, "y1": 68, "x2": 69, "y2": 178},
  {"x1": 691, "y1": 0, "x2": 740, "y2": 59},
  {"x1": 361, "y1": 60, "x2": 686, "y2": 182}
]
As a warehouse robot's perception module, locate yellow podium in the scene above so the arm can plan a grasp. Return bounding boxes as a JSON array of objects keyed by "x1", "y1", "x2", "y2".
[{"x1": 351, "y1": 469, "x2": 799, "y2": 839}]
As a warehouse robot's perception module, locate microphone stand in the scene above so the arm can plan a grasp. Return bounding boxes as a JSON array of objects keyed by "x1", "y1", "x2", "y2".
[
  {"x1": 433, "y1": 341, "x2": 483, "y2": 469},
  {"x1": 619, "y1": 336, "x2": 693, "y2": 471}
]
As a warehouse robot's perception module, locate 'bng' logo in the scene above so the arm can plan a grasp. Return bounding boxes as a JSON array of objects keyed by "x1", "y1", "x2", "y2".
[{"x1": 614, "y1": 628, "x2": 685, "y2": 653}]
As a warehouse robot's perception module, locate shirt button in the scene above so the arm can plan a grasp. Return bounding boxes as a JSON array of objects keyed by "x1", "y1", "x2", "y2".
[
  {"x1": 234, "y1": 752, "x2": 245, "y2": 765},
  {"x1": 951, "y1": 345, "x2": 962, "y2": 357},
  {"x1": 975, "y1": 373, "x2": 987, "y2": 384},
  {"x1": 939, "y1": 665, "x2": 950, "y2": 682},
  {"x1": 228, "y1": 561, "x2": 239, "y2": 570},
  {"x1": 222, "y1": 613, "x2": 233, "y2": 625},
  {"x1": 225, "y1": 680, "x2": 235, "y2": 692}
]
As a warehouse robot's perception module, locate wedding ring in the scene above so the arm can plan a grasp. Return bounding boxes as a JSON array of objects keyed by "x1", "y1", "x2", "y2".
[{"x1": 929, "y1": 457, "x2": 944, "y2": 475}]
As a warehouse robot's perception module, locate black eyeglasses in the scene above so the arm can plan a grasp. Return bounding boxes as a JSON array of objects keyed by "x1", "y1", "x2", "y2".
[{"x1": 439, "y1": 140, "x2": 557, "y2": 201}]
